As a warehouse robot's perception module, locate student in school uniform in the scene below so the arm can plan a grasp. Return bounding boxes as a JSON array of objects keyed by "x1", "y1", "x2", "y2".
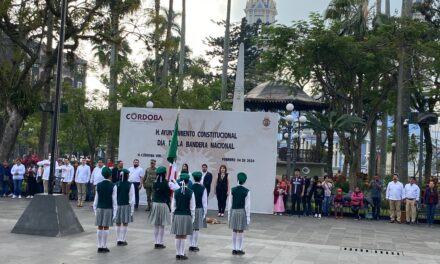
[
  {"x1": 115, "y1": 169, "x2": 135, "y2": 246},
  {"x1": 93, "y1": 167, "x2": 117, "y2": 253},
  {"x1": 228, "y1": 172, "x2": 251, "y2": 256},
  {"x1": 148, "y1": 166, "x2": 171, "y2": 249},
  {"x1": 188, "y1": 171, "x2": 207, "y2": 252},
  {"x1": 171, "y1": 173, "x2": 195, "y2": 260}
]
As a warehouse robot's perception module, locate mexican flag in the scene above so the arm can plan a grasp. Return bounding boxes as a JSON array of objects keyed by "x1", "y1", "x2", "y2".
[{"x1": 167, "y1": 114, "x2": 179, "y2": 182}]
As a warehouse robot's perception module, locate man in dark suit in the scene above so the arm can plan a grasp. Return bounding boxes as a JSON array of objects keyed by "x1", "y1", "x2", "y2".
[
  {"x1": 111, "y1": 160, "x2": 124, "y2": 184},
  {"x1": 201, "y1": 164, "x2": 212, "y2": 196}
]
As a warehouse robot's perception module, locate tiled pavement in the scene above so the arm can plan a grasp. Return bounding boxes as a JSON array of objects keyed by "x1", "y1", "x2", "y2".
[{"x1": 1, "y1": 198, "x2": 440, "y2": 264}]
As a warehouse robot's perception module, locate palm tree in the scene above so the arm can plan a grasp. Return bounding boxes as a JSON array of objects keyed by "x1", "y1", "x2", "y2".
[
  {"x1": 304, "y1": 111, "x2": 364, "y2": 178},
  {"x1": 325, "y1": 0, "x2": 369, "y2": 38},
  {"x1": 106, "y1": 0, "x2": 141, "y2": 160},
  {"x1": 176, "y1": 0, "x2": 186, "y2": 104},
  {"x1": 161, "y1": 0, "x2": 174, "y2": 89},
  {"x1": 221, "y1": 0, "x2": 232, "y2": 103}
]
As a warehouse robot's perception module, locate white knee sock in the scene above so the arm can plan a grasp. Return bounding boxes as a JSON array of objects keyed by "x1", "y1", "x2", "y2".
[
  {"x1": 154, "y1": 225, "x2": 160, "y2": 244},
  {"x1": 232, "y1": 232, "x2": 237, "y2": 250},
  {"x1": 97, "y1": 230, "x2": 102, "y2": 248},
  {"x1": 237, "y1": 233, "x2": 244, "y2": 251},
  {"x1": 175, "y1": 239, "x2": 181, "y2": 255},
  {"x1": 116, "y1": 226, "x2": 121, "y2": 242},
  {"x1": 122, "y1": 226, "x2": 128, "y2": 241},
  {"x1": 102, "y1": 230, "x2": 109, "y2": 248},
  {"x1": 187, "y1": 235, "x2": 193, "y2": 247},
  {"x1": 193, "y1": 231, "x2": 199, "y2": 247},
  {"x1": 158, "y1": 226, "x2": 165, "y2": 244},
  {"x1": 180, "y1": 239, "x2": 186, "y2": 255}
]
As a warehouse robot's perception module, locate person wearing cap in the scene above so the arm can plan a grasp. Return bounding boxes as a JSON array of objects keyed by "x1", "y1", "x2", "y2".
[
  {"x1": 75, "y1": 158, "x2": 91, "y2": 207},
  {"x1": 188, "y1": 171, "x2": 207, "y2": 252},
  {"x1": 148, "y1": 166, "x2": 171, "y2": 249},
  {"x1": 142, "y1": 159, "x2": 157, "y2": 211},
  {"x1": 386, "y1": 173, "x2": 404, "y2": 223},
  {"x1": 115, "y1": 169, "x2": 135, "y2": 246},
  {"x1": 171, "y1": 172, "x2": 196, "y2": 260},
  {"x1": 93, "y1": 167, "x2": 117, "y2": 253},
  {"x1": 228, "y1": 172, "x2": 251, "y2": 256}
]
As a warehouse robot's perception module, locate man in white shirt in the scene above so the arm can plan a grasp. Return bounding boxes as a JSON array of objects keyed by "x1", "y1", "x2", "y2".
[
  {"x1": 11, "y1": 158, "x2": 26, "y2": 198},
  {"x1": 61, "y1": 159, "x2": 74, "y2": 196},
  {"x1": 38, "y1": 159, "x2": 51, "y2": 194},
  {"x1": 90, "y1": 160, "x2": 105, "y2": 186},
  {"x1": 75, "y1": 158, "x2": 91, "y2": 207},
  {"x1": 403, "y1": 177, "x2": 420, "y2": 224},
  {"x1": 386, "y1": 173, "x2": 404, "y2": 223},
  {"x1": 128, "y1": 159, "x2": 144, "y2": 210}
]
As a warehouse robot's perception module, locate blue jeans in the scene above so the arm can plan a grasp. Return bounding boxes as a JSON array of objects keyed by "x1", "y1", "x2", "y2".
[
  {"x1": 427, "y1": 204, "x2": 436, "y2": 225},
  {"x1": 13, "y1": 179, "x2": 22, "y2": 196},
  {"x1": 1, "y1": 180, "x2": 9, "y2": 195},
  {"x1": 323, "y1": 196, "x2": 332, "y2": 215},
  {"x1": 372, "y1": 197, "x2": 381, "y2": 220}
]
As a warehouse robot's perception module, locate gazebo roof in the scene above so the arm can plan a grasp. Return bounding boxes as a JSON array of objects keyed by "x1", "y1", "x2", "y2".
[{"x1": 244, "y1": 81, "x2": 327, "y2": 111}]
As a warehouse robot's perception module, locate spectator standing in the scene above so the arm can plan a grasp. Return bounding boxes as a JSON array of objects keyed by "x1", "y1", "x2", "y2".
[
  {"x1": 215, "y1": 165, "x2": 229, "y2": 217},
  {"x1": 290, "y1": 168, "x2": 304, "y2": 217},
  {"x1": 322, "y1": 176, "x2": 334, "y2": 216},
  {"x1": 313, "y1": 181, "x2": 324, "y2": 218},
  {"x1": 423, "y1": 180, "x2": 438, "y2": 227},
  {"x1": 351, "y1": 187, "x2": 364, "y2": 220},
  {"x1": 61, "y1": 158, "x2": 74, "y2": 196},
  {"x1": 369, "y1": 174, "x2": 383, "y2": 220},
  {"x1": 111, "y1": 161, "x2": 124, "y2": 184},
  {"x1": 26, "y1": 161, "x2": 38, "y2": 198},
  {"x1": 280, "y1": 175, "x2": 290, "y2": 210},
  {"x1": 403, "y1": 177, "x2": 420, "y2": 224},
  {"x1": 90, "y1": 160, "x2": 105, "y2": 186},
  {"x1": 273, "y1": 180, "x2": 286, "y2": 215},
  {"x1": 0, "y1": 160, "x2": 11, "y2": 197},
  {"x1": 128, "y1": 159, "x2": 144, "y2": 210},
  {"x1": 386, "y1": 173, "x2": 404, "y2": 223},
  {"x1": 39, "y1": 159, "x2": 51, "y2": 194},
  {"x1": 333, "y1": 188, "x2": 344, "y2": 219},
  {"x1": 75, "y1": 159, "x2": 91, "y2": 207},
  {"x1": 142, "y1": 159, "x2": 157, "y2": 211},
  {"x1": 201, "y1": 164, "x2": 213, "y2": 197},
  {"x1": 302, "y1": 175, "x2": 313, "y2": 216},
  {"x1": 11, "y1": 158, "x2": 26, "y2": 198}
]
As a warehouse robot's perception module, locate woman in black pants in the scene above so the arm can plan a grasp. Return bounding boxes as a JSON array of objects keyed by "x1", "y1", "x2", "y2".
[{"x1": 216, "y1": 165, "x2": 229, "y2": 217}]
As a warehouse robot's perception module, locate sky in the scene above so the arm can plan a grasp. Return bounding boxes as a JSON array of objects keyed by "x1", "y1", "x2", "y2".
[{"x1": 84, "y1": 0, "x2": 403, "y2": 91}]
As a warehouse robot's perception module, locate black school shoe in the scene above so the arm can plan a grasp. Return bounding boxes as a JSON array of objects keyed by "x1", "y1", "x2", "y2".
[
  {"x1": 192, "y1": 247, "x2": 200, "y2": 252},
  {"x1": 155, "y1": 244, "x2": 166, "y2": 249},
  {"x1": 232, "y1": 250, "x2": 238, "y2": 255},
  {"x1": 180, "y1": 255, "x2": 188, "y2": 260},
  {"x1": 117, "y1": 241, "x2": 124, "y2": 246},
  {"x1": 236, "y1": 250, "x2": 245, "y2": 255},
  {"x1": 97, "y1": 248, "x2": 103, "y2": 253},
  {"x1": 102, "y1": 248, "x2": 110, "y2": 253}
]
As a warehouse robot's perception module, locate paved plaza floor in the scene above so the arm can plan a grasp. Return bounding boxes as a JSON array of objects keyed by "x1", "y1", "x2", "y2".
[{"x1": 1, "y1": 198, "x2": 440, "y2": 264}]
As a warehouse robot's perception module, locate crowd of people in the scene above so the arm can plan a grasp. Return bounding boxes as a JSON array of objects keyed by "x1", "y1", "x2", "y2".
[{"x1": 273, "y1": 168, "x2": 439, "y2": 226}]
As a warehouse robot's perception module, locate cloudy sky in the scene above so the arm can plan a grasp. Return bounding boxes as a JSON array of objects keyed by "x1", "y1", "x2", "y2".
[{"x1": 85, "y1": 0, "x2": 403, "y2": 90}]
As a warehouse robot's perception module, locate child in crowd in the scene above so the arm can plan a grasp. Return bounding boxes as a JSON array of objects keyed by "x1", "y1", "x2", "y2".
[
  {"x1": 273, "y1": 180, "x2": 286, "y2": 215},
  {"x1": 333, "y1": 188, "x2": 344, "y2": 219},
  {"x1": 313, "y1": 181, "x2": 324, "y2": 219}
]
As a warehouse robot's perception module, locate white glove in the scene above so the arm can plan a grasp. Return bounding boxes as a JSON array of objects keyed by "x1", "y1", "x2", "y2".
[
  {"x1": 93, "y1": 210, "x2": 97, "y2": 216},
  {"x1": 131, "y1": 211, "x2": 134, "y2": 217},
  {"x1": 247, "y1": 217, "x2": 250, "y2": 225}
]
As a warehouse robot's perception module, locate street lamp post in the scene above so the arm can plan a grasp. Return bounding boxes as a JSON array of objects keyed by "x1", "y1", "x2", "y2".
[
  {"x1": 391, "y1": 142, "x2": 396, "y2": 175},
  {"x1": 285, "y1": 103, "x2": 294, "y2": 179}
]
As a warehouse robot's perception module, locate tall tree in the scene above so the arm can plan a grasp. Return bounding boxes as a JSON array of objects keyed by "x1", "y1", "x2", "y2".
[
  {"x1": 161, "y1": 0, "x2": 174, "y2": 90},
  {"x1": 175, "y1": 0, "x2": 186, "y2": 104},
  {"x1": 221, "y1": 0, "x2": 232, "y2": 103},
  {"x1": 0, "y1": 0, "x2": 107, "y2": 162}
]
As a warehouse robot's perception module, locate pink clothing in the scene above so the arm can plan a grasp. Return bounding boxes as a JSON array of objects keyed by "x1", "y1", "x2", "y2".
[
  {"x1": 351, "y1": 191, "x2": 364, "y2": 207},
  {"x1": 274, "y1": 194, "x2": 285, "y2": 213}
]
